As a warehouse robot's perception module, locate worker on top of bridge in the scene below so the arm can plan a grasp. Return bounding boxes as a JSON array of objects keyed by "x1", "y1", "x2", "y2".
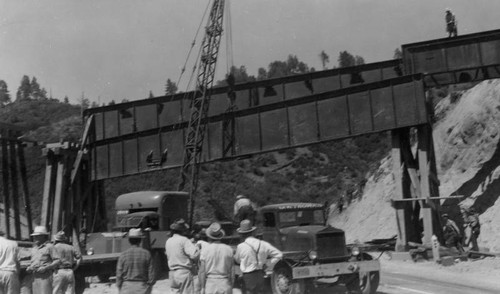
[
  {"x1": 0, "y1": 230, "x2": 20, "y2": 294},
  {"x1": 116, "y1": 228, "x2": 155, "y2": 294},
  {"x1": 445, "y1": 8, "x2": 458, "y2": 37},
  {"x1": 463, "y1": 207, "x2": 481, "y2": 252},
  {"x1": 165, "y1": 218, "x2": 200, "y2": 294},
  {"x1": 234, "y1": 219, "x2": 283, "y2": 294},
  {"x1": 27, "y1": 226, "x2": 60, "y2": 294},
  {"x1": 441, "y1": 214, "x2": 464, "y2": 253},
  {"x1": 198, "y1": 222, "x2": 234, "y2": 294},
  {"x1": 233, "y1": 195, "x2": 257, "y2": 225},
  {"x1": 52, "y1": 231, "x2": 82, "y2": 294}
]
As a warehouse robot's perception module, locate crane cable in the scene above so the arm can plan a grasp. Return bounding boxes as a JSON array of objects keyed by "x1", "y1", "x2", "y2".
[{"x1": 225, "y1": 0, "x2": 234, "y2": 74}]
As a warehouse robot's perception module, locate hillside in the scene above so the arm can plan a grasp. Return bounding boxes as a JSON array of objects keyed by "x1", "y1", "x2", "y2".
[{"x1": 329, "y1": 79, "x2": 500, "y2": 252}]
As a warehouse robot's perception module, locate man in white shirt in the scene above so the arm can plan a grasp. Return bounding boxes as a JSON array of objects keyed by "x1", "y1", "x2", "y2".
[
  {"x1": 234, "y1": 220, "x2": 282, "y2": 294},
  {"x1": 0, "y1": 231, "x2": 20, "y2": 294},
  {"x1": 198, "y1": 223, "x2": 233, "y2": 294},
  {"x1": 165, "y1": 219, "x2": 199, "y2": 294},
  {"x1": 233, "y1": 195, "x2": 257, "y2": 225}
]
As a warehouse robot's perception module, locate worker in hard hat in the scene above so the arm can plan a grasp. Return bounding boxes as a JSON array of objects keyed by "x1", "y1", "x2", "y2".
[
  {"x1": 442, "y1": 214, "x2": 464, "y2": 253},
  {"x1": 233, "y1": 195, "x2": 257, "y2": 225},
  {"x1": 445, "y1": 8, "x2": 458, "y2": 37}
]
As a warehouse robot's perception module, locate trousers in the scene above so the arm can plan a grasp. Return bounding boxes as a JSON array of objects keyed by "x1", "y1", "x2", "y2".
[
  {"x1": 119, "y1": 281, "x2": 151, "y2": 294},
  {"x1": 205, "y1": 277, "x2": 232, "y2": 294},
  {"x1": 32, "y1": 271, "x2": 53, "y2": 294},
  {"x1": 242, "y1": 270, "x2": 265, "y2": 294},
  {"x1": 169, "y1": 269, "x2": 194, "y2": 294},
  {"x1": 0, "y1": 270, "x2": 20, "y2": 294},
  {"x1": 53, "y1": 269, "x2": 75, "y2": 294}
]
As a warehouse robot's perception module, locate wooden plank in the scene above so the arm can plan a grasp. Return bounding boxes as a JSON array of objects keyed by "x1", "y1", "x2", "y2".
[
  {"x1": 8, "y1": 139, "x2": 21, "y2": 239},
  {"x1": 1, "y1": 134, "x2": 11, "y2": 238},
  {"x1": 52, "y1": 157, "x2": 66, "y2": 236},
  {"x1": 17, "y1": 142, "x2": 33, "y2": 238},
  {"x1": 41, "y1": 153, "x2": 56, "y2": 229}
]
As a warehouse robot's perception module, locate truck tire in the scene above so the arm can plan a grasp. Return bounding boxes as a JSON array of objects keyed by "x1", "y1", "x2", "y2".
[
  {"x1": 345, "y1": 253, "x2": 380, "y2": 294},
  {"x1": 270, "y1": 266, "x2": 307, "y2": 294}
]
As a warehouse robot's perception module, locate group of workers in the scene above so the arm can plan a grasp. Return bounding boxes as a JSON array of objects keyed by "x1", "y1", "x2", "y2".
[
  {"x1": 0, "y1": 226, "x2": 81, "y2": 294},
  {"x1": 116, "y1": 218, "x2": 282, "y2": 294},
  {"x1": 442, "y1": 207, "x2": 481, "y2": 253}
]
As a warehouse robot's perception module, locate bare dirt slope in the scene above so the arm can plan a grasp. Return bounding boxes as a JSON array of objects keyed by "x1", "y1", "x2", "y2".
[{"x1": 329, "y1": 79, "x2": 500, "y2": 252}]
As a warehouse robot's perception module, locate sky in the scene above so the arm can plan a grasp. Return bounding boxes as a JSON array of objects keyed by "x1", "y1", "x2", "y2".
[{"x1": 2, "y1": 0, "x2": 500, "y2": 105}]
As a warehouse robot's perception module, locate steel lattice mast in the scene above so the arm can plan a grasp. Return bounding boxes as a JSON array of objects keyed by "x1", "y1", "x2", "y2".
[{"x1": 178, "y1": 0, "x2": 225, "y2": 226}]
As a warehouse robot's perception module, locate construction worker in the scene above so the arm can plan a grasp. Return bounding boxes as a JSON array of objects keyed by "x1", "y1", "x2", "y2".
[
  {"x1": 27, "y1": 226, "x2": 60, "y2": 294},
  {"x1": 233, "y1": 195, "x2": 257, "y2": 225},
  {"x1": 198, "y1": 223, "x2": 233, "y2": 294},
  {"x1": 165, "y1": 219, "x2": 200, "y2": 294},
  {"x1": 234, "y1": 220, "x2": 282, "y2": 294},
  {"x1": 445, "y1": 8, "x2": 458, "y2": 37},
  {"x1": 0, "y1": 230, "x2": 20, "y2": 294},
  {"x1": 52, "y1": 231, "x2": 82, "y2": 294},
  {"x1": 463, "y1": 208, "x2": 481, "y2": 251},
  {"x1": 116, "y1": 228, "x2": 155, "y2": 294},
  {"x1": 441, "y1": 214, "x2": 464, "y2": 253}
]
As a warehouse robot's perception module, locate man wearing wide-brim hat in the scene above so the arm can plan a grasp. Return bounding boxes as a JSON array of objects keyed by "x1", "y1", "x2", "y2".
[
  {"x1": 116, "y1": 228, "x2": 155, "y2": 294},
  {"x1": 233, "y1": 195, "x2": 257, "y2": 225},
  {"x1": 198, "y1": 222, "x2": 233, "y2": 294},
  {"x1": 52, "y1": 231, "x2": 82, "y2": 294},
  {"x1": 165, "y1": 219, "x2": 199, "y2": 294},
  {"x1": 27, "y1": 226, "x2": 61, "y2": 294},
  {"x1": 234, "y1": 220, "x2": 282, "y2": 294}
]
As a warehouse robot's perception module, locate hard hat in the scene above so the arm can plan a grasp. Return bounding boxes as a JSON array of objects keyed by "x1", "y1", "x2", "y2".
[
  {"x1": 31, "y1": 226, "x2": 49, "y2": 236},
  {"x1": 445, "y1": 8, "x2": 451, "y2": 12}
]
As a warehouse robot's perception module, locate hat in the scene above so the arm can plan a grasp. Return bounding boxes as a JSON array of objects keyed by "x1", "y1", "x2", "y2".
[
  {"x1": 206, "y1": 222, "x2": 226, "y2": 240},
  {"x1": 31, "y1": 226, "x2": 49, "y2": 236},
  {"x1": 237, "y1": 219, "x2": 256, "y2": 234},
  {"x1": 442, "y1": 213, "x2": 449, "y2": 218},
  {"x1": 53, "y1": 231, "x2": 67, "y2": 242},
  {"x1": 128, "y1": 228, "x2": 144, "y2": 239},
  {"x1": 236, "y1": 195, "x2": 246, "y2": 200},
  {"x1": 445, "y1": 8, "x2": 451, "y2": 12},
  {"x1": 170, "y1": 219, "x2": 190, "y2": 231}
]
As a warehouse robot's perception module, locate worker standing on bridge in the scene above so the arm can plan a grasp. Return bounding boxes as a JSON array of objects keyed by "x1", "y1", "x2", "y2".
[
  {"x1": 234, "y1": 220, "x2": 283, "y2": 294},
  {"x1": 165, "y1": 219, "x2": 200, "y2": 294},
  {"x1": 116, "y1": 228, "x2": 155, "y2": 294},
  {"x1": 52, "y1": 231, "x2": 81, "y2": 294},
  {"x1": 27, "y1": 226, "x2": 60, "y2": 294},
  {"x1": 441, "y1": 214, "x2": 464, "y2": 253},
  {"x1": 0, "y1": 230, "x2": 20, "y2": 294},
  {"x1": 198, "y1": 223, "x2": 233, "y2": 294},
  {"x1": 445, "y1": 8, "x2": 458, "y2": 37},
  {"x1": 234, "y1": 195, "x2": 257, "y2": 225}
]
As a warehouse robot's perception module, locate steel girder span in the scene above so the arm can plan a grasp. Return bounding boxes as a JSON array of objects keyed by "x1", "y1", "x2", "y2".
[{"x1": 85, "y1": 74, "x2": 427, "y2": 181}]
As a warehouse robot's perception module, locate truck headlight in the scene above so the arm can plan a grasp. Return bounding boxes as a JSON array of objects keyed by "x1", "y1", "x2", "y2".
[
  {"x1": 351, "y1": 246, "x2": 360, "y2": 257},
  {"x1": 308, "y1": 250, "x2": 318, "y2": 260},
  {"x1": 87, "y1": 248, "x2": 94, "y2": 255}
]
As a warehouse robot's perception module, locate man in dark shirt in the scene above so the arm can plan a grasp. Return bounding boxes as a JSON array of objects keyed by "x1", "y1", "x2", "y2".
[
  {"x1": 116, "y1": 228, "x2": 155, "y2": 294},
  {"x1": 52, "y1": 231, "x2": 82, "y2": 294}
]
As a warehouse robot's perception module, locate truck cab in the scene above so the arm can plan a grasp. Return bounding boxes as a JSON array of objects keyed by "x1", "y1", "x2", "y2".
[{"x1": 259, "y1": 203, "x2": 380, "y2": 294}]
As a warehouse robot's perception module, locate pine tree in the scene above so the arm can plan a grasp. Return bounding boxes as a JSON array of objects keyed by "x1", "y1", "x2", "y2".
[
  {"x1": 319, "y1": 50, "x2": 330, "y2": 70},
  {"x1": 63, "y1": 96, "x2": 69, "y2": 103},
  {"x1": 16, "y1": 75, "x2": 31, "y2": 101},
  {"x1": 31, "y1": 77, "x2": 41, "y2": 100},
  {"x1": 0, "y1": 80, "x2": 11, "y2": 107},
  {"x1": 165, "y1": 79, "x2": 178, "y2": 96},
  {"x1": 149, "y1": 91, "x2": 154, "y2": 99}
]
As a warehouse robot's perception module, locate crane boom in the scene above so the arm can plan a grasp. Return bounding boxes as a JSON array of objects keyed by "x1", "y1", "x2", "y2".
[{"x1": 178, "y1": 0, "x2": 226, "y2": 226}]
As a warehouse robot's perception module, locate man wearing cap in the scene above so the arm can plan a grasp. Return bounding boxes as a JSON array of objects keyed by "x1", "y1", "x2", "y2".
[
  {"x1": 198, "y1": 223, "x2": 233, "y2": 294},
  {"x1": 165, "y1": 219, "x2": 199, "y2": 294},
  {"x1": 463, "y1": 208, "x2": 481, "y2": 251},
  {"x1": 234, "y1": 220, "x2": 282, "y2": 294},
  {"x1": 116, "y1": 228, "x2": 155, "y2": 294},
  {"x1": 52, "y1": 231, "x2": 82, "y2": 294},
  {"x1": 0, "y1": 230, "x2": 20, "y2": 294},
  {"x1": 27, "y1": 226, "x2": 60, "y2": 294},
  {"x1": 233, "y1": 195, "x2": 257, "y2": 225},
  {"x1": 442, "y1": 214, "x2": 464, "y2": 253}
]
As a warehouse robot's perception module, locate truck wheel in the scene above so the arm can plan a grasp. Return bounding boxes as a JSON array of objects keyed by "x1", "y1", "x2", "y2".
[{"x1": 270, "y1": 266, "x2": 306, "y2": 294}]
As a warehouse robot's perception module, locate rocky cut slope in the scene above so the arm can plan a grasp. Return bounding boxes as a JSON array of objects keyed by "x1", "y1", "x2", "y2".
[{"x1": 329, "y1": 79, "x2": 500, "y2": 252}]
